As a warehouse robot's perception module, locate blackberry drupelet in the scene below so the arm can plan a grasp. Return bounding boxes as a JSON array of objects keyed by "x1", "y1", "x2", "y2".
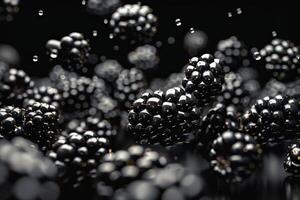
[
  {"x1": 197, "y1": 103, "x2": 239, "y2": 153},
  {"x1": 46, "y1": 32, "x2": 91, "y2": 75},
  {"x1": 0, "y1": 0, "x2": 20, "y2": 21},
  {"x1": 182, "y1": 54, "x2": 225, "y2": 106},
  {"x1": 23, "y1": 102, "x2": 60, "y2": 151},
  {"x1": 95, "y1": 145, "x2": 168, "y2": 199},
  {"x1": 259, "y1": 38, "x2": 300, "y2": 81},
  {"x1": 128, "y1": 45, "x2": 159, "y2": 71},
  {"x1": 217, "y1": 72, "x2": 251, "y2": 111},
  {"x1": 109, "y1": 4, "x2": 158, "y2": 44},
  {"x1": 242, "y1": 95, "x2": 300, "y2": 145},
  {"x1": 48, "y1": 131, "x2": 110, "y2": 188},
  {"x1": 127, "y1": 87, "x2": 201, "y2": 147},
  {"x1": 215, "y1": 36, "x2": 249, "y2": 73},
  {"x1": 24, "y1": 86, "x2": 62, "y2": 109},
  {"x1": 284, "y1": 142, "x2": 300, "y2": 176},
  {"x1": 107, "y1": 163, "x2": 203, "y2": 200},
  {"x1": 0, "y1": 68, "x2": 34, "y2": 106},
  {"x1": 114, "y1": 68, "x2": 146, "y2": 109},
  {"x1": 0, "y1": 105, "x2": 24, "y2": 139},
  {"x1": 209, "y1": 130, "x2": 261, "y2": 182},
  {"x1": 0, "y1": 137, "x2": 59, "y2": 200},
  {"x1": 94, "y1": 59, "x2": 123, "y2": 85},
  {"x1": 86, "y1": 0, "x2": 120, "y2": 16}
]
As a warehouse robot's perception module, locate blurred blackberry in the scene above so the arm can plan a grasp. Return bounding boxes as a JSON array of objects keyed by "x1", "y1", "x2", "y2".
[
  {"x1": 0, "y1": 68, "x2": 34, "y2": 106},
  {"x1": 95, "y1": 145, "x2": 168, "y2": 199},
  {"x1": 215, "y1": 36, "x2": 249, "y2": 73},
  {"x1": 217, "y1": 72, "x2": 251, "y2": 111},
  {"x1": 163, "y1": 73, "x2": 185, "y2": 91},
  {"x1": 46, "y1": 33, "x2": 91, "y2": 75},
  {"x1": 242, "y1": 95, "x2": 300, "y2": 145},
  {"x1": 128, "y1": 45, "x2": 159, "y2": 72},
  {"x1": 94, "y1": 59, "x2": 123, "y2": 86},
  {"x1": 127, "y1": 87, "x2": 201, "y2": 147},
  {"x1": 109, "y1": 4, "x2": 158, "y2": 44},
  {"x1": 0, "y1": 44, "x2": 20, "y2": 66},
  {"x1": 182, "y1": 54, "x2": 225, "y2": 106},
  {"x1": 24, "y1": 86, "x2": 62, "y2": 109},
  {"x1": 114, "y1": 68, "x2": 146, "y2": 109},
  {"x1": 0, "y1": 0, "x2": 20, "y2": 21},
  {"x1": 197, "y1": 103, "x2": 239, "y2": 155},
  {"x1": 49, "y1": 65, "x2": 77, "y2": 85},
  {"x1": 184, "y1": 29, "x2": 208, "y2": 56},
  {"x1": 23, "y1": 102, "x2": 60, "y2": 151},
  {"x1": 0, "y1": 137, "x2": 59, "y2": 200},
  {"x1": 86, "y1": 0, "x2": 120, "y2": 16},
  {"x1": 0, "y1": 105, "x2": 24, "y2": 139},
  {"x1": 259, "y1": 38, "x2": 300, "y2": 81},
  {"x1": 0, "y1": 61, "x2": 9, "y2": 79},
  {"x1": 209, "y1": 130, "x2": 261, "y2": 182},
  {"x1": 284, "y1": 142, "x2": 300, "y2": 176},
  {"x1": 107, "y1": 163, "x2": 203, "y2": 200},
  {"x1": 48, "y1": 131, "x2": 110, "y2": 188}
]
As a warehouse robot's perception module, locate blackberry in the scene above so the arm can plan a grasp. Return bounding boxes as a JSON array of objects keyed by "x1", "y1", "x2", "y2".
[
  {"x1": 184, "y1": 29, "x2": 208, "y2": 56},
  {"x1": 46, "y1": 32, "x2": 91, "y2": 75},
  {"x1": 94, "y1": 59, "x2": 123, "y2": 85},
  {"x1": 242, "y1": 95, "x2": 300, "y2": 145},
  {"x1": 0, "y1": 0, "x2": 20, "y2": 21},
  {"x1": 0, "y1": 137, "x2": 59, "y2": 200},
  {"x1": 95, "y1": 145, "x2": 168, "y2": 199},
  {"x1": 86, "y1": 0, "x2": 120, "y2": 16},
  {"x1": 109, "y1": 4, "x2": 158, "y2": 44},
  {"x1": 209, "y1": 130, "x2": 261, "y2": 182},
  {"x1": 197, "y1": 103, "x2": 239, "y2": 153},
  {"x1": 49, "y1": 65, "x2": 78, "y2": 85},
  {"x1": 114, "y1": 68, "x2": 146, "y2": 109},
  {"x1": 0, "y1": 68, "x2": 34, "y2": 106},
  {"x1": 0, "y1": 105, "x2": 24, "y2": 138},
  {"x1": 182, "y1": 54, "x2": 225, "y2": 106},
  {"x1": 259, "y1": 38, "x2": 300, "y2": 81},
  {"x1": 48, "y1": 131, "x2": 110, "y2": 187},
  {"x1": 128, "y1": 45, "x2": 159, "y2": 71},
  {"x1": 24, "y1": 86, "x2": 62, "y2": 109},
  {"x1": 107, "y1": 163, "x2": 203, "y2": 200},
  {"x1": 215, "y1": 36, "x2": 249, "y2": 73},
  {"x1": 217, "y1": 72, "x2": 251, "y2": 111},
  {"x1": 284, "y1": 142, "x2": 300, "y2": 176},
  {"x1": 127, "y1": 87, "x2": 201, "y2": 147}
]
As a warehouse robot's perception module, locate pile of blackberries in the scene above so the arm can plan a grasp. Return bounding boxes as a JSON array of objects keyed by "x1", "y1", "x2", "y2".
[{"x1": 1, "y1": 2, "x2": 300, "y2": 200}]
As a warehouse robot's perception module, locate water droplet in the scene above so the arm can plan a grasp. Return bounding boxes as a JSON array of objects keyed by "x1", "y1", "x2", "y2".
[
  {"x1": 104, "y1": 19, "x2": 108, "y2": 24},
  {"x1": 92, "y1": 30, "x2": 98, "y2": 37},
  {"x1": 109, "y1": 33, "x2": 114, "y2": 39},
  {"x1": 50, "y1": 49, "x2": 58, "y2": 59},
  {"x1": 189, "y1": 27, "x2": 195, "y2": 34},
  {"x1": 167, "y1": 37, "x2": 175, "y2": 45},
  {"x1": 81, "y1": 0, "x2": 86, "y2": 5},
  {"x1": 272, "y1": 31, "x2": 277, "y2": 37},
  {"x1": 38, "y1": 10, "x2": 44, "y2": 16},
  {"x1": 228, "y1": 12, "x2": 232, "y2": 18},
  {"x1": 253, "y1": 52, "x2": 261, "y2": 60},
  {"x1": 113, "y1": 45, "x2": 119, "y2": 51},
  {"x1": 236, "y1": 8, "x2": 242, "y2": 15},
  {"x1": 33, "y1": 55, "x2": 38, "y2": 62},
  {"x1": 175, "y1": 18, "x2": 182, "y2": 26}
]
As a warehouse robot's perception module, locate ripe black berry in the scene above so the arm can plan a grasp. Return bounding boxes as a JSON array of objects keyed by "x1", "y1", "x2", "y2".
[
  {"x1": 0, "y1": 105, "x2": 24, "y2": 138},
  {"x1": 242, "y1": 95, "x2": 300, "y2": 145},
  {"x1": 209, "y1": 130, "x2": 261, "y2": 182},
  {"x1": 284, "y1": 142, "x2": 300, "y2": 176},
  {"x1": 182, "y1": 54, "x2": 225, "y2": 105}
]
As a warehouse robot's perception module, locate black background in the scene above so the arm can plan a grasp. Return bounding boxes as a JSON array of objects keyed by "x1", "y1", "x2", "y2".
[{"x1": 1, "y1": 1, "x2": 300, "y2": 200}]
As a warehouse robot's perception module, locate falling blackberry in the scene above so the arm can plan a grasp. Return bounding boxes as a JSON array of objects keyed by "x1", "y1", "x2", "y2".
[
  {"x1": 127, "y1": 87, "x2": 201, "y2": 147},
  {"x1": 46, "y1": 32, "x2": 91, "y2": 75},
  {"x1": 86, "y1": 0, "x2": 120, "y2": 16},
  {"x1": 0, "y1": 68, "x2": 34, "y2": 106},
  {"x1": 209, "y1": 130, "x2": 261, "y2": 182},
  {"x1": 242, "y1": 95, "x2": 300, "y2": 145},
  {"x1": 94, "y1": 59, "x2": 123, "y2": 86},
  {"x1": 48, "y1": 131, "x2": 110, "y2": 188},
  {"x1": 182, "y1": 54, "x2": 225, "y2": 106},
  {"x1": 197, "y1": 103, "x2": 239, "y2": 155},
  {"x1": 215, "y1": 36, "x2": 249, "y2": 73},
  {"x1": 24, "y1": 86, "x2": 62, "y2": 109},
  {"x1": 0, "y1": 137, "x2": 59, "y2": 200},
  {"x1": 106, "y1": 163, "x2": 203, "y2": 200},
  {"x1": 128, "y1": 44, "x2": 159, "y2": 72},
  {"x1": 259, "y1": 38, "x2": 300, "y2": 81},
  {"x1": 284, "y1": 142, "x2": 300, "y2": 176},
  {"x1": 113, "y1": 68, "x2": 146, "y2": 109},
  {"x1": 95, "y1": 145, "x2": 168, "y2": 199},
  {"x1": 0, "y1": 105, "x2": 24, "y2": 139},
  {"x1": 0, "y1": 0, "x2": 20, "y2": 21},
  {"x1": 109, "y1": 4, "x2": 158, "y2": 44}
]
